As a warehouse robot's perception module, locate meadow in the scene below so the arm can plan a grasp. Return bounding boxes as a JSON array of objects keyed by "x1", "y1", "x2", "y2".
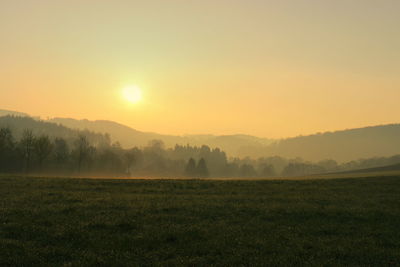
[{"x1": 1, "y1": 175, "x2": 399, "y2": 266}]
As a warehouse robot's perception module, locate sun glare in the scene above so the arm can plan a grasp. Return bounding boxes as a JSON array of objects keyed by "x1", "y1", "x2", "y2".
[{"x1": 122, "y1": 85, "x2": 142, "y2": 104}]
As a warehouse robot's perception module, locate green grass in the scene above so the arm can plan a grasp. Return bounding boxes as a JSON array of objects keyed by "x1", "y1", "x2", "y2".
[{"x1": 1, "y1": 176, "x2": 400, "y2": 266}]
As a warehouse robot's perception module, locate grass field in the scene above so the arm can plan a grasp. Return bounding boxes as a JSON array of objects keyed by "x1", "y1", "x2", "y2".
[{"x1": 1, "y1": 176, "x2": 400, "y2": 266}]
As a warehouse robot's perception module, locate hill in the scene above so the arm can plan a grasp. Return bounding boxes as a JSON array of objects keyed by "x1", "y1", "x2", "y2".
[
  {"x1": 1, "y1": 109, "x2": 399, "y2": 162},
  {"x1": 0, "y1": 116, "x2": 110, "y2": 146},
  {"x1": 46, "y1": 118, "x2": 400, "y2": 162},
  {"x1": 0, "y1": 109, "x2": 29, "y2": 117},
  {"x1": 343, "y1": 162, "x2": 400, "y2": 174},
  {"x1": 48, "y1": 117, "x2": 168, "y2": 146},
  {"x1": 48, "y1": 117, "x2": 274, "y2": 155},
  {"x1": 259, "y1": 125, "x2": 400, "y2": 162}
]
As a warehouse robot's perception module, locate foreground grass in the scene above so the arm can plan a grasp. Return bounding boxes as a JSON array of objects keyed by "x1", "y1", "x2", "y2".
[{"x1": 0, "y1": 176, "x2": 399, "y2": 266}]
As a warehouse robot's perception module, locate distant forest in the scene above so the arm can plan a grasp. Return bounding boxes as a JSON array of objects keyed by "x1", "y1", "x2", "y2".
[
  {"x1": 1, "y1": 116, "x2": 400, "y2": 178},
  {"x1": 48, "y1": 116, "x2": 400, "y2": 162}
]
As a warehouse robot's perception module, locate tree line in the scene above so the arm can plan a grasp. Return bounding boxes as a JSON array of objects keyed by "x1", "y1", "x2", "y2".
[
  {"x1": 1, "y1": 127, "x2": 399, "y2": 178},
  {"x1": 0, "y1": 128, "x2": 218, "y2": 177}
]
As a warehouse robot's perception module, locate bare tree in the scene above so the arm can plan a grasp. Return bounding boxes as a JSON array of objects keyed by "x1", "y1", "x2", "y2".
[
  {"x1": 0, "y1": 127, "x2": 15, "y2": 172},
  {"x1": 74, "y1": 135, "x2": 90, "y2": 172},
  {"x1": 185, "y1": 158, "x2": 197, "y2": 177},
  {"x1": 197, "y1": 158, "x2": 209, "y2": 178},
  {"x1": 54, "y1": 138, "x2": 69, "y2": 164},
  {"x1": 20, "y1": 129, "x2": 35, "y2": 173},
  {"x1": 34, "y1": 135, "x2": 53, "y2": 170}
]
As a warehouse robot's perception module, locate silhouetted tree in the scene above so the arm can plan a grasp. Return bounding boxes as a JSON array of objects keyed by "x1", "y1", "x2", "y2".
[
  {"x1": 197, "y1": 158, "x2": 209, "y2": 178},
  {"x1": 74, "y1": 135, "x2": 90, "y2": 172},
  {"x1": 225, "y1": 162, "x2": 240, "y2": 177},
  {"x1": 0, "y1": 128, "x2": 15, "y2": 172},
  {"x1": 141, "y1": 140, "x2": 167, "y2": 175},
  {"x1": 4, "y1": 115, "x2": 400, "y2": 178},
  {"x1": 34, "y1": 135, "x2": 53, "y2": 170},
  {"x1": 260, "y1": 164, "x2": 275, "y2": 177},
  {"x1": 147, "y1": 139, "x2": 165, "y2": 152},
  {"x1": 53, "y1": 138, "x2": 69, "y2": 164},
  {"x1": 124, "y1": 150, "x2": 136, "y2": 176},
  {"x1": 97, "y1": 149, "x2": 123, "y2": 174},
  {"x1": 207, "y1": 148, "x2": 228, "y2": 176},
  {"x1": 239, "y1": 164, "x2": 257, "y2": 178},
  {"x1": 185, "y1": 158, "x2": 197, "y2": 177},
  {"x1": 20, "y1": 129, "x2": 35, "y2": 172}
]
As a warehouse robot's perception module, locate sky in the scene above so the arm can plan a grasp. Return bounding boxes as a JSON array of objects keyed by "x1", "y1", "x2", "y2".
[{"x1": 1, "y1": 0, "x2": 399, "y2": 138}]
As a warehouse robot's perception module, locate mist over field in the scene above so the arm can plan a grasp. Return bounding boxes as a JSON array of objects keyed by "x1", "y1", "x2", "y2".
[{"x1": 1, "y1": 111, "x2": 400, "y2": 178}]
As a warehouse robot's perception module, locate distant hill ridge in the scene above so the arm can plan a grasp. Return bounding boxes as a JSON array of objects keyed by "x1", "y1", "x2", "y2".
[
  {"x1": 0, "y1": 115, "x2": 109, "y2": 147},
  {"x1": 1, "y1": 109, "x2": 399, "y2": 162},
  {"x1": 0, "y1": 109, "x2": 30, "y2": 118},
  {"x1": 338, "y1": 162, "x2": 400, "y2": 174},
  {"x1": 48, "y1": 117, "x2": 274, "y2": 156},
  {"x1": 46, "y1": 118, "x2": 400, "y2": 162},
  {"x1": 258, "y1": 124, "x2": 400, "y2": 162}
]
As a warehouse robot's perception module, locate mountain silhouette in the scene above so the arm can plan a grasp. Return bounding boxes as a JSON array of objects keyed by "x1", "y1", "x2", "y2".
[
  {"x1": 1, "y1": 109, "x2": 399, "y2": 162},
  {"x1": 48, "y1": 117, "x2": 274, "y2": 156}
]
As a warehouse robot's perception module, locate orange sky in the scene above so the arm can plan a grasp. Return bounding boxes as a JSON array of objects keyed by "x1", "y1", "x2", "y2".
[{"x1": 1, "y1": 0, "x2": 399, "y2": 138}]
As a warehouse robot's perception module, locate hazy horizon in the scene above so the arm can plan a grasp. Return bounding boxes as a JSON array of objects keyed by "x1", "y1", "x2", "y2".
[
  {"x1": 2, "y1": 107, "x2": 400, "y2": 140},
  {"x1": 1, "y1": 1, "x2": 400, "y2": 138}
]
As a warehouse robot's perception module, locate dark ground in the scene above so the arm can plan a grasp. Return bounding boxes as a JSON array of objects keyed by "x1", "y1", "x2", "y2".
[{"x1": 1, "y1": 176, "x2": 399, "y2": 266}]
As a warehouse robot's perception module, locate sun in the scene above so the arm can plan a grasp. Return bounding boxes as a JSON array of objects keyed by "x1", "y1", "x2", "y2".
[{"x1": 122, "y1": 85, "x2": 142, "y2": 104}]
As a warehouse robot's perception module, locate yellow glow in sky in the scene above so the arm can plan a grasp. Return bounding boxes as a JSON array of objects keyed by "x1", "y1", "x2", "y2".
[
  {"x1": 122, "y1": 86, "x2": 142, "y2": 104},
  {"x1": 0, "y1": 1, "x2": 400, "y2": 138}
]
